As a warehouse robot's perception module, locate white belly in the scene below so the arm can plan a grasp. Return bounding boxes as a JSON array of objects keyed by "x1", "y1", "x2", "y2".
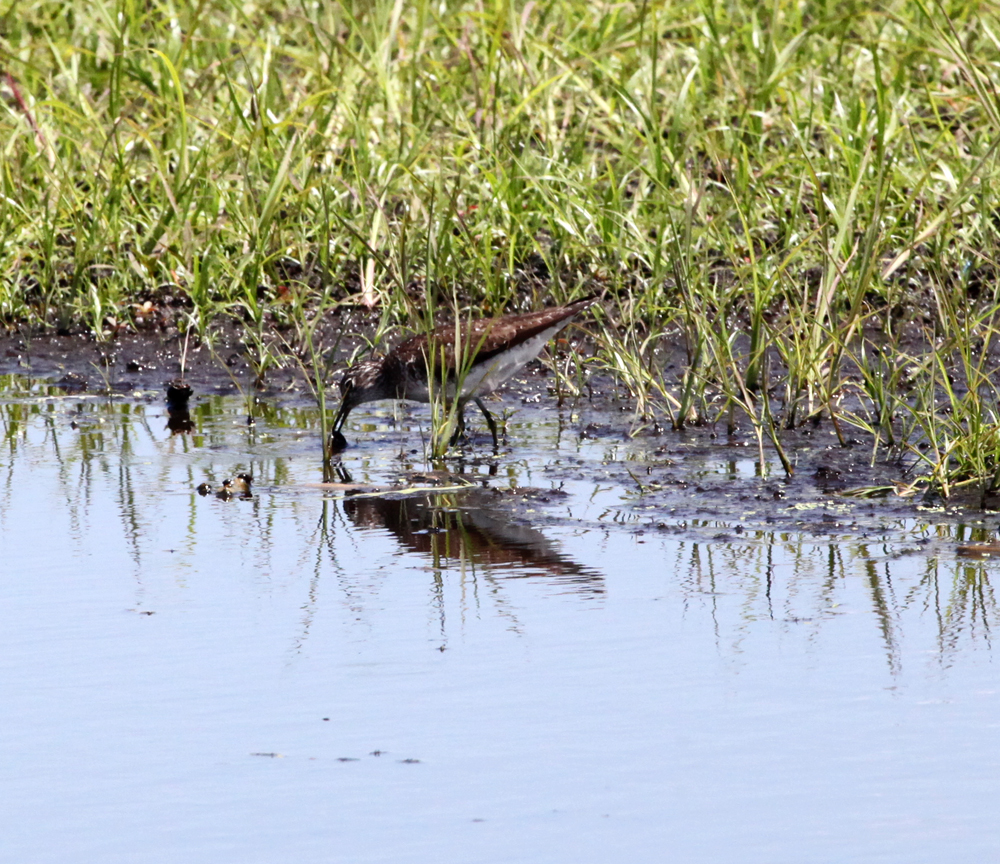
[{"x1": 406, "y1": 321, "x2": 568, "y2": 402}]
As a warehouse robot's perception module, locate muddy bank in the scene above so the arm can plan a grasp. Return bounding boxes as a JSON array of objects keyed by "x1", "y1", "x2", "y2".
[{"x1": 1, "y1": 331, "x2": 996, "y2": 547}]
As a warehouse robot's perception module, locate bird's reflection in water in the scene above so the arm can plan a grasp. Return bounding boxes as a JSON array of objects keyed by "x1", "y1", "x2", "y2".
[
  {"x1": 167, "y1": 407, "x2": 195, "y2": 435},
  {"x1": 343, "y1": 489, "x2": 604, "y2": 596}
]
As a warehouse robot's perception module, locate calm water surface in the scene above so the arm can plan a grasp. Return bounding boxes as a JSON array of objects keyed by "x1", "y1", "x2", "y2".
[{"x1": 1, "y1": 382, "x2": 998, "y2": 863}]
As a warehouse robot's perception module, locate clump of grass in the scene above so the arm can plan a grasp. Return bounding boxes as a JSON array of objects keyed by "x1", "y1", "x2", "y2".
[
  {"x1": 897, "y1": 286, "x2": 1000, "y2": 504},
  {"x1": 420, "y1": 293, "x2": 504, "y2": 458},
  {"x1": 278, "y1": 281, "x2": 347, "y2": 470}
]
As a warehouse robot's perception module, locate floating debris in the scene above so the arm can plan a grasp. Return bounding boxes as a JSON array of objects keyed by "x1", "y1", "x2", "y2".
[{"x1": 197, "y1": 474, "x2": 253, "y2": 500}]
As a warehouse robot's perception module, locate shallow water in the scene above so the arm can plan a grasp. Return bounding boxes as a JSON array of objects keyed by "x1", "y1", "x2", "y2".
[{"x1": 2, "y1": 383, "x2": 999, "y2": 863}]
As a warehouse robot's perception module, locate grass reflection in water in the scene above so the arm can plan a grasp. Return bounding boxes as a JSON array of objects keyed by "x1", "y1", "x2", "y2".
[{"x1": 0, "y1": 383, "x2": 998, "y2": 667}]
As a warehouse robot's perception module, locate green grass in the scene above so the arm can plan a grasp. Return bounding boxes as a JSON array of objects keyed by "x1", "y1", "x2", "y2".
[{"x1": 5, "y1": 0, "x2": 1000, "y2": 492}]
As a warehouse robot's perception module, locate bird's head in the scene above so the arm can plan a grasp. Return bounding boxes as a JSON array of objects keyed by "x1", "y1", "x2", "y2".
[{"x1": 331, "y1": 358, "x2": 393, "y2": 436}]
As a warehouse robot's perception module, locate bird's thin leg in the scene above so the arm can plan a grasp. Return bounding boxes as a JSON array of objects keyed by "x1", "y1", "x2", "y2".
[{"x1": 474, "y1": 397, "x2": 500, "y2": 451}]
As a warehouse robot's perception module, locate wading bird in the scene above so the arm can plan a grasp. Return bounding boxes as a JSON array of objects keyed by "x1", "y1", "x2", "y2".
[{"x1": 331, "y1": 296, "x2": 597, "y2": 451}]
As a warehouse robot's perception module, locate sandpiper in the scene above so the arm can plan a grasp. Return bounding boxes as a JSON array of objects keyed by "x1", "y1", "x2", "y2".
[{"x1": 331, "y1": 296, "x2": 597, "y2": 450}]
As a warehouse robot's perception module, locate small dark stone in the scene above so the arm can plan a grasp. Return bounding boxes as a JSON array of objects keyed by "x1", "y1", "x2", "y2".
[{"x1": 166, "y1": 379, "x2": 192, "y2": 410}]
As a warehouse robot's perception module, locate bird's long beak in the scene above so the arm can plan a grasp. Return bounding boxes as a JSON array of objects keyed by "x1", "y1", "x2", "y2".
[
  {"x1": 329, "y1": 399, "x2": 351, "y2": 455},
  {"x1": 332, "y1": 399, "x2": 350, "y2": 433}
]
